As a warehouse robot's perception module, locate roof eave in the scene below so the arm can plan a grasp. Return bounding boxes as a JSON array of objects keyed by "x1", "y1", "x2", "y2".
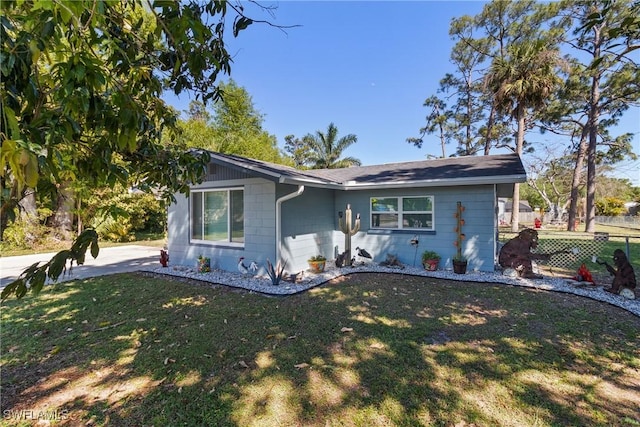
[
  {"x1": 208, "y1": 152, "x2": 283, "y2": 181},
  {"x1": 278, "y1": 176, "x2": 343, "y2": 188},
  {"x1": 338, "y1": 174, "x2": 528, "y2": 190},
  {"x1": 207, "y1": 151, "x2": 527, "y2": 190}
]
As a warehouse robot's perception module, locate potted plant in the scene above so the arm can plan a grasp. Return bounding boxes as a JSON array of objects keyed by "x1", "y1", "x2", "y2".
[
  {"x1": 197, "y1": 255, "x2": 211, "y2": 273},
  {"x1": 452, "y1": 201, "x2": 468, "y2": 274},
  {"x1": 307, "y1": 255, "x2": 326, "y2": 273},
  {"x1": 421, "y1": 250, "x2": 440, "y2": 271}
]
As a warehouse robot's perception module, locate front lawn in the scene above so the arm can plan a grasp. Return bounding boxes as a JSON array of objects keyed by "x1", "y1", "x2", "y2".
[{"x1": 1, "y1": 273, "x2": 639, "y2": 426}]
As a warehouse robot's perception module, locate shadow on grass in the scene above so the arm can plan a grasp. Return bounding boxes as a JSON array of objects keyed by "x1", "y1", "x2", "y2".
[{"x1": 1, "y1": 273, "x2": 639, "y2": 426}]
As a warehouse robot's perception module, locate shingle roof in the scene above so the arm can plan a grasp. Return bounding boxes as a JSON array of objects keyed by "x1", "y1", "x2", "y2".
[{"x1": 207, "y1": 151, "x2": 526, "y2": 190}]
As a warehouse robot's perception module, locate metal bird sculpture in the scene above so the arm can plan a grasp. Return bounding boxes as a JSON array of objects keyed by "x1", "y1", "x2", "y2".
[
  {"x1": 356, "y1": 247, "x2": 372, "y2": 259},
  {"x1": 249, "y1": 261, "x2": 259, "y2": 274},
  {"x1": 238, "y1": 257, "x2": 249, "y2": 274}
]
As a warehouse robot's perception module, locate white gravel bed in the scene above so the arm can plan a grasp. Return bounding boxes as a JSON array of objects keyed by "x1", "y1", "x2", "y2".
[{"x1": 142, "y1": 263, "x2": 640, "y2": 317}]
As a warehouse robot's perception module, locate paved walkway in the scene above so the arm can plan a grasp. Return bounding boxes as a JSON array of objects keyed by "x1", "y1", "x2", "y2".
[{"x1": 0, "y1": 245, "x2": 161, "y2": 288}]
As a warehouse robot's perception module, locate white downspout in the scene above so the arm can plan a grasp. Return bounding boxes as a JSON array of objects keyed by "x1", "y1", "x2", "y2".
[{"x1": 275, "y1": 185, "x2": 305, "y2": 262}]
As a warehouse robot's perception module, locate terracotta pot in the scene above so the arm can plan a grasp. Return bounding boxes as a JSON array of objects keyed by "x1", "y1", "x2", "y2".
[
  {"x1": 453, "y1": 259, "x2": 467, "y2": 274},
  {"x1": 423, "y1": 259, "x2": 439, "y2": 271},
  {"x1": 308, "y1": 260, "x2": 326, "y2": 273}
]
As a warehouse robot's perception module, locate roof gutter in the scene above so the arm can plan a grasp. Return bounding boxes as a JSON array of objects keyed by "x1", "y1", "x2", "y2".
[
  {"x1": 275, "y1": 185, "x2": 305, "y2": 262},
  {"x1": 278, "y1": 174, "x2": 527, "y2": 191}
]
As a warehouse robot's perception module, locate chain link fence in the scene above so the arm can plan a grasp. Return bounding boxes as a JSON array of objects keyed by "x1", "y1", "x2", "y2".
[
  {"x1": 533, "y1": 232, "x2": 609, "y2": 269},
  {"x1": 595, "y1": 216, "x2": 640, "y2": 230},
  {"x1": 498, "y1": 230, "x2": 640, "y2": 278}
]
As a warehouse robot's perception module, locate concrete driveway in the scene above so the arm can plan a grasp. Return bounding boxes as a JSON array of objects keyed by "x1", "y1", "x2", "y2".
[{"x1": 0, "y1": 245, "x2": 162, "y2": 288}]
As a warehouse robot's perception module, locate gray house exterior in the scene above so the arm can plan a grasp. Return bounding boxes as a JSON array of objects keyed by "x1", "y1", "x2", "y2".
[{"x1": 167, "y1": 152, "x2": 526, "y2": 274}]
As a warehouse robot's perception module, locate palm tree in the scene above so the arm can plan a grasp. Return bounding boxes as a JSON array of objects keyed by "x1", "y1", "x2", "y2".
[
  {"x1": 486, "y1": 39, "x2": 562, "y2": 232},
  {"x1": 305, "y1": 123, "x2": 361, "y2": 169}
]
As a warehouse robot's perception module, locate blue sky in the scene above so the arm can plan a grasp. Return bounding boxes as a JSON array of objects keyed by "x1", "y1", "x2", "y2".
[{"x1": 164, "y1": 1, "x2": 639, "y2": 185}]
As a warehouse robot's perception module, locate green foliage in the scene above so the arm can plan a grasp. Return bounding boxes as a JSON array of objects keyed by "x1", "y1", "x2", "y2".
[
  {"x1": 1, "y1": 0, "x2": 268, "y2": 239},
  {"x1": 174, "y1": 82, "x2": 284, "y2": 163},
  {"x1": 486, "y1": 39, "x2": 562, "y2": 154},
  {"x1": 1, "y1": 229, "x2": 99, "y2": 300},
  {"x1": 421, "y1": 250, "x2": 440, "y2": 261},
  {"x1": 266, "y1": 259, "x2": 286, "y2": 286},
  {"x1": 93, "y1": 216, "x2": 134, "y2": 243},
  {"x1": 211, "y1": 80, "x2": 283, "y2": 162},
  {"x1": 284, "y1": 134, "x2": 314, "y2": 168},
  {"x1": 291, "y1": 123, "x2": 361, "y2": 169},
  {"x1": 81, "y1": 185, "x2": 166, "y2": 242},
  {"x1": 418, "y1": 0, "x2": 638, "y2": 231},
  {"x1": 1, "y1": 207, "x2": 53, "y2": 250},
  {"x1": 521, "y1": 183, "x2": 547, "y2": 213},
  {"x1": 595, "y1": 197, "x2": 627, "y2": 216}
]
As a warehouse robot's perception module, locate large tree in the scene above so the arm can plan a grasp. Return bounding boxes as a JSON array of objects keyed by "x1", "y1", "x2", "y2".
[
  {"x1": 283, "y1": 134, "x2": 313, "y2": 168},
  {"x1": 210, "y1": 80, "x2": 282, "y2": 162},
  {"x1": 562, "y1": 0, "x2": 640, "y2": 232},
  {"x1": 0, "y1": 0, "x2": 277, "y2": 299},
  {"x1": 304, "y1": 123, "x2": 361, "y2": 169},
  {"x1": 0, "y1": 1, "x2": 275, "y2": 237},
  {"x1": 486, "y1": 39, "x2": 563, "y2": 231},
  {"x1": 177, "y1": 82, "x2": 283, "y2": 164}
]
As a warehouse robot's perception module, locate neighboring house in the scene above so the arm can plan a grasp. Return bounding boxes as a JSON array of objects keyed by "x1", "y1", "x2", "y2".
[
  {"x1": 168, "y1": 151, "x2": 526, "y2": 274},
  {"x1": 498, "y1": 198, "x2": 535, "y2": 225}
]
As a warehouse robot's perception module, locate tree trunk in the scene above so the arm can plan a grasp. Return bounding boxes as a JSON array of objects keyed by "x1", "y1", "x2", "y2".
[
  {"x1": 484, "y1": 103, "x2": 497, "y2": 155},
  {"x1": 567, "y1": 126, "x2": 588, "y2": 231},
  {"x1": 585, "y1": 26, "x2": 603, "y2": 234},
  {"x1": 50, "y1": 182, "x2": 76, "y2": 241},
  {"x1": 18, "y1": 188, "x2": 37, "y2": 216},
  {"x1": 0, "y1": 178, "x2": 19, "y2": 241},
  {"x1": 510, "y1": 104, "x2": 526, "y2": 232},
  {"x1": 77, "y1": 197, "x2": 83, "y2": 235}
]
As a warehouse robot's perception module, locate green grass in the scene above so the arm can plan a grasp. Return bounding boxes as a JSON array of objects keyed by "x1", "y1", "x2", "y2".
[
  {"x1": 1, "y1": 273, "x2": 639, "y2": 426},
  {"x1": 0, "y1": 233, "x2": 166, "y2": 257}
]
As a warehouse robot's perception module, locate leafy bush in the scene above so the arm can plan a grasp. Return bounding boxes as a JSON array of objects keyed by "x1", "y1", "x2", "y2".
[
  {"x1": 421, "y1": 250, "x2": 441, "y2": 261},
  {"x1": 83, "y1": 187, "x2": 166, "y2": 241},
  {"x1": 93, "y1": 215, "x2": 135, "y2": 242},
  {"x1": 2, "y1": 208, "x2": 56, "y2": 250},
  {"x1": 595, "y1": 197, "x2": 627, "y2": 216}
]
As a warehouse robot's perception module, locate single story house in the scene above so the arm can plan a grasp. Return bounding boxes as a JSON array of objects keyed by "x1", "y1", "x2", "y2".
[{"x1": 167, "y1": 151, "x2": 526, "y2": 274}]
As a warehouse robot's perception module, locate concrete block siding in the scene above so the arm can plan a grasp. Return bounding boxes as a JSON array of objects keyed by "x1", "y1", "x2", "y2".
[
  {"x1": 170, "y1": 176, "x2": 500, "y2": 274},
  {"x1": 168, "y1": 178, "x2": 277, "y2": 273},
  {"x1": 167, "y1": 151, "x2": 526, "y2": 275},
  {"x1": 280, "y1": 186, "x2": 335, "y2": 272},
  {"x1": 334, "y1": 186, "x2": 497, "y2": 272}
]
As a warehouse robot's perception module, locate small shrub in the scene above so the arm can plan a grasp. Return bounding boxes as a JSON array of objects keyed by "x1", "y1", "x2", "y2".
[
  {"x1": 93, "y1": 215, "x2": 134, "y2": 242},
  {"x1": 421, "y1": 250, "x2": 440, "y2": 262},
  {"x1": 2, "y1": 208, "x2": 54, "y2": 250},
  {"x1": 595, "y1": 197, "x2": 627, "y2": 216}
]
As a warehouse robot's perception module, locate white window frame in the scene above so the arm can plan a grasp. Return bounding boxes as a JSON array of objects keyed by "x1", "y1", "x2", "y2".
[
  {"x1": 190, "y1": 187, "x2": 244, "y2": 247},
  {"x1": 370, "y1": 196, "x2": 435, "y2": 230}
]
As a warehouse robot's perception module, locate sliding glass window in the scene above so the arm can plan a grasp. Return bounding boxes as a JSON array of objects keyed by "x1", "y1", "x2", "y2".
[{"x1": 191, "y1": 188, "x2": 244, "y2": 245}]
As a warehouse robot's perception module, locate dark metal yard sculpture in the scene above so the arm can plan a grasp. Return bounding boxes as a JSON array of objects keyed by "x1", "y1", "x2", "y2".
[{"x1": 498, "y1": 229, "x2": 553, "y2": 279}]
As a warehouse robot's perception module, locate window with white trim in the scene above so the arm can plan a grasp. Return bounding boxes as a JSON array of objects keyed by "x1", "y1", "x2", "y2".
[
  {"x1": 370, "y1": 196, "x2": 434, "y2": 230},
  {"x1": 191, "y1": 188, "x2": 244, "y2": 244}
]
